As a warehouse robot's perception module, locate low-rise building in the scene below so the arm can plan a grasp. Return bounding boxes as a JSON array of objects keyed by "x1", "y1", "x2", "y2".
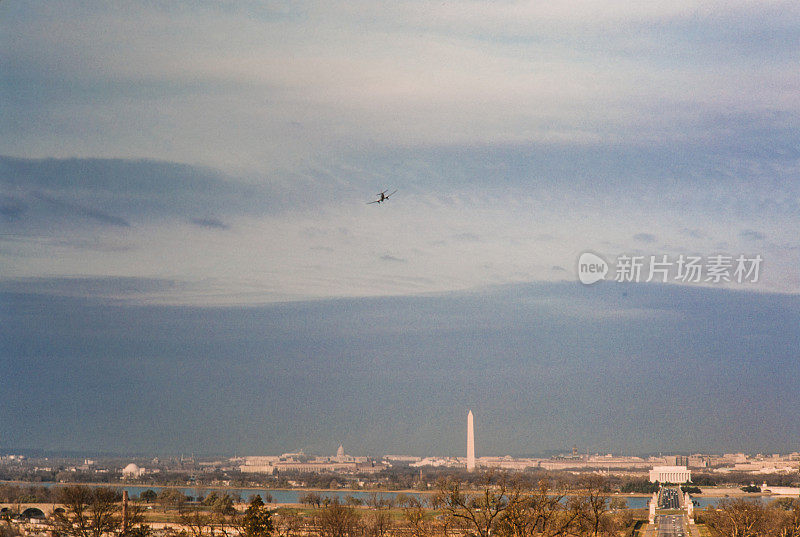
[{"x1": 649, "y1": 465, "x2": 691, "y2": 483}]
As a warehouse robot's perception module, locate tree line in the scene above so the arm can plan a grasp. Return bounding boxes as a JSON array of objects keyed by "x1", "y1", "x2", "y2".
[
  {"x1": 700, "y1": 498, "x2": 800, "y2": 537},
  {"x1": 2, "y1": 476, "x2": 634, "y2": 537},
  {"x1": 11, "y1": 477, "x2": 800, "y2": 537},
  {"x1": 289, "y1": 475, "x2": 634, "y2": 537}
]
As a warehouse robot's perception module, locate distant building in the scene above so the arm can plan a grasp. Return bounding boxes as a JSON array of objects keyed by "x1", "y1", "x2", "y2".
[
  {"x1": 122, "y1": 463, "x2": 145, "y2": 478},
  {"x1": 761, "y1": 482, "x2": 800, "y2": 495},
  {"x1": 540, "y1": 454, "x2": 655, "y2": 471},
  {"x1": 649, "y1": 465, "x2": 691, "y2": 483},
  {"x1": 238, "y1": 447, "x2": 384, "y2": 474},
  {"x1": 478, "y1": 456, "x2": 537, "y2": 471},
  {"x1": 410, "y1": 456, "x2": 462, "y2": 468},
  {"x1": 687, "y1": 455, "x2": 707, "y2": 468},
  {"x1": 384, "y1": 455, "x2": 422, "y2": 462},
  {"x1": 663, "y1": 455, "x2": 689, "y2": 466}
]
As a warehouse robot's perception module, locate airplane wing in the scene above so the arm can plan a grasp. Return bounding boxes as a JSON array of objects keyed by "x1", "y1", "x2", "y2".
[
  {"x1": 385, "y1": 189, "x2": 398, "y2": 198},
  {"x1": 367, "y1": 200, "x2": 380, "y2": 204}
]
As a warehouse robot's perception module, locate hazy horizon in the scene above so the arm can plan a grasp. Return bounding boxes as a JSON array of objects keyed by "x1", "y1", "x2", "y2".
[{"x1": 4, "y1": 280, "x2": 799, "y2": 456}]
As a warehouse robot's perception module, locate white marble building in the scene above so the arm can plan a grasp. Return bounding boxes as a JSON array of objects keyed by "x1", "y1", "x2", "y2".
[{"x1": 649, "y1": 465, "x2": 691, "y2": 483}]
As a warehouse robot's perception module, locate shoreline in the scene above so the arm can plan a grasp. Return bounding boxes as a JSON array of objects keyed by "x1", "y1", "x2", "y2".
[
  {"x1": 3, "y1": 480, "x2": 795, "y2": 500},
  {"x1": 0, "y1": 480, "x2": 432, "y2": 494}
]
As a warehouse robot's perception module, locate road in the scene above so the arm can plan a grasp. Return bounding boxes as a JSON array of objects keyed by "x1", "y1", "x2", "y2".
[
  {"x1": 654, "y1": 487, "x2": 688, "y2": 537},
  {"x1": 658, "y1": 486, "x2": 681, "y2": 509},
  {"x1": 656, "y1": 515, "x2": 686, "y2": 537}
]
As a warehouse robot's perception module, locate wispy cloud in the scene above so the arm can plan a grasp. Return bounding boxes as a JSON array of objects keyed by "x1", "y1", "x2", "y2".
[
  {"x1": 0, "y1": 196, "x2": 25, "y2": 221},
  {"x1": 1, "y1": 154, "x2": 797, "y2": 302},
  {"x1": 192, "y1": 217, "x2": 229, "y2": 230},
  {"x1": 633, "y1": 233, "x2": 657, "y2": 243},
  {"x1": 1, "y1": 2, "x2": 798, "y2": 302},
  {"x1": 2, "y1": 2, "x2": 799, "y2": 171},
  {"x1": 740, "y1": 229, "x2": 766, "y2": 241},
  {"x1": 380, "y1": 254, "x2": 405, "y2": 263},
  {"x1": 680, "y1": 228, "x2": 704, "y2": 239},
  {"x1": 0, "y1": 276, "x2": 184, "y2": 300},
  {"x1": 452, "y1": 232, "x2": 480, "y2": 242},
  {"x1": 33, "y1": 191, "x2": 130, "y2": 227}
]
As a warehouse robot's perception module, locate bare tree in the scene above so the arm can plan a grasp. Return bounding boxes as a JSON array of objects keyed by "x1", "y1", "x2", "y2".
[
  {"x1": 273, "y1": 510, "x2": 305, "y2": 537},
  {"x1": 299, "y1": 492, "x2": 324, "y2": 509},
  {"x1": 567, "y1": 476, "x2": 620, "y2": 537},
  {"x1": 158, "y1": 489, "x2": 188, "y2": 514},
  {"x1": 366, "y1": 493, "x2": 395, "y2": 510},
  {"x1": 0, "y1": 524, "x2": 21, "y2": 537},
  {"x1": 704, "y1": 499, "x2": 777, "y2": 537},
  {"x1": 434, "y1": 477, "x2": 509, "y2": 537},
  {"x1": 775, "y1": 506, "x2": 800, "y2": 537},
  {"x1": 495, "y1": 479, "x2": 581, "y2": 537},
  {"x1": 177, "y1": 503, "x2": 215, "y2": 537},
  {"x1": 52, "y1": 486, "x2": 147, "y2": 537},
  {"x1": 315, "y1": 497, "x2": 363, "y2": 537},
  {"x1": 344, "y1": 496, "x2": 364, "y2": 507},
  {"x1": 399, "y1": 495, "x2": 434, "y2": 537},
  {"x1": 178, "y1": 492, "x2": 239, "y2": 537}
]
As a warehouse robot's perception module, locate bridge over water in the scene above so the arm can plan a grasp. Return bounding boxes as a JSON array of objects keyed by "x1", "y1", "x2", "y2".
[
  {"x1": 0, "y1": 502, "x2": 59, "y2": 518},
  {"x1": 642, "y1": 487, "x2": 700, "y2": 537}
]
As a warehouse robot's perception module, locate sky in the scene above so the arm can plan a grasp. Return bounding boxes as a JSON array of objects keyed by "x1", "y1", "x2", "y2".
[{"x1": 1, "y1": 1, "x2": 799, "y2": 456}]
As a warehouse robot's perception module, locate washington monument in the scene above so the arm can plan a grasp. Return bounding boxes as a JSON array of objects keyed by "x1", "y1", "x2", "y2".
[{"x1": 467, "y1": 409, "x2": 476, "y2": 471}]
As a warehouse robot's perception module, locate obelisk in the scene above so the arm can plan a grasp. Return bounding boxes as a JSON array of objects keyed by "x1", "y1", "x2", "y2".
[{"x1": 467, "y1": 409, "x2": 476, "y2": 471}]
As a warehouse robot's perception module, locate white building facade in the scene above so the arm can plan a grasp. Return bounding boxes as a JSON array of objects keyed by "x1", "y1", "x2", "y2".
[{"x1": 649, "y1": 465, "x2": 691, "y2": 483}]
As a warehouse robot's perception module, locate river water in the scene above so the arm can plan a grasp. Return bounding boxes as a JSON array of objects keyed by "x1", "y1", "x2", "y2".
[{"x1": 4, "y1": 482, "x2": 781, "y2": 509}]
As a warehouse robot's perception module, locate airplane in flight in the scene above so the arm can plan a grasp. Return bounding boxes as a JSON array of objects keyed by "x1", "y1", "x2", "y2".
[{"x1": 367, "y1": 189, "x2": 397, "y2": 204}]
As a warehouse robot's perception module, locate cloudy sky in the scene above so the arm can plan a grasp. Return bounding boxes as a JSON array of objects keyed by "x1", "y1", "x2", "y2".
[{"x1": 1, "y1": 1, "x2": 799, "y2": 456}]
